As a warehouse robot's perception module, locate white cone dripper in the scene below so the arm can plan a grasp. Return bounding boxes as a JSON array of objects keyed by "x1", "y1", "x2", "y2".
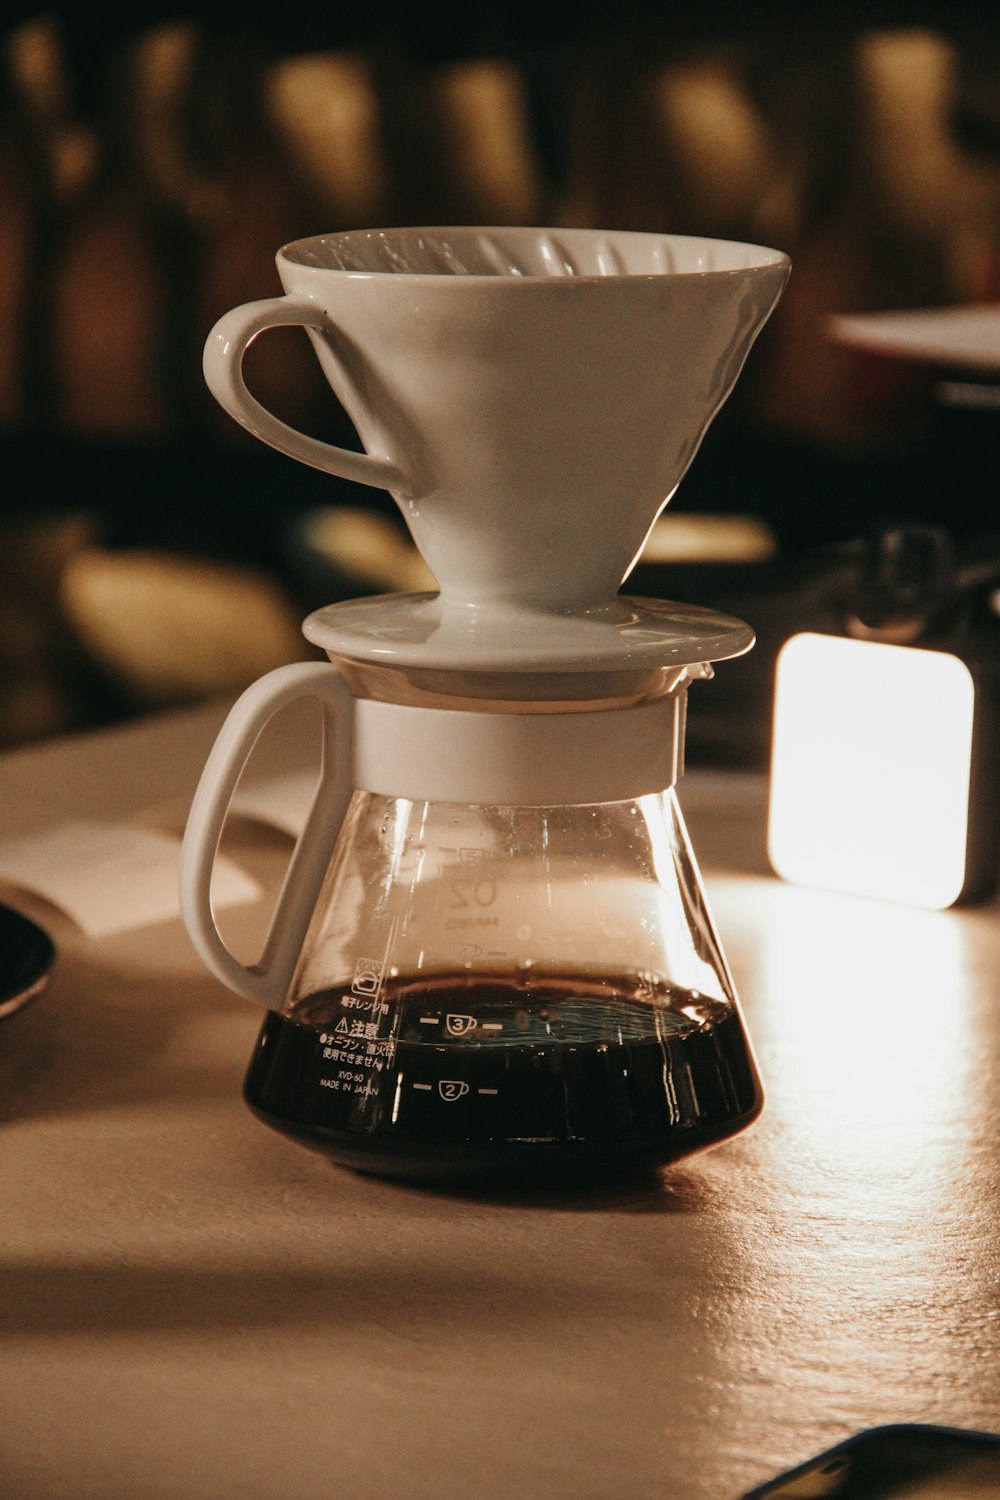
[{"x1": 204, "y1": 226, "x2": 790, "y2": 678}]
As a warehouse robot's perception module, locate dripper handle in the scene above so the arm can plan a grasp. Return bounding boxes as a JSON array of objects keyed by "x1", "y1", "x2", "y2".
[
  {"x1": 203, "y1": 297, "x2": 407, "y2": 492},
  {"x1": 179, "y1": 662, "x2": 355, "y2": 1008}
]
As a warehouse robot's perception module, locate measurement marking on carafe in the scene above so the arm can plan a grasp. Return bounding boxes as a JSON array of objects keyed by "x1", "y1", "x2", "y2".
[
  {"x1": 419, "y1": 1016, "x2": 438, "y2": 1025},
  {"x1": 481, "y1": 1023, "x2": 503, "y2": 1033},
  {"x1": 477, "y1": 1087, "x2": 499, "y2": 1095},
  {"x1": 412, "y1": 1082, "x2": 433, "y2": 1091},
  {"x1": 438, "y1": 1080, "x2": 469, "y2": 1101},
  {"x1": 350, "y1": 956, "x2": 384, "y2": 999}
]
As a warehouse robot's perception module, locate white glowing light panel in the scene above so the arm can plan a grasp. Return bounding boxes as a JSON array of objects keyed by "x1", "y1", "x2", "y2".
[{"x1": 768, "y1": 632, "x2": 976, "y2": 909}]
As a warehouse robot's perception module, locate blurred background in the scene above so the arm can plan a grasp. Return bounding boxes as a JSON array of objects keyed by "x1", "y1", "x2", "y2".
[{"x1": 2, "y1": 3, "x2": 1000, "y2": 762}]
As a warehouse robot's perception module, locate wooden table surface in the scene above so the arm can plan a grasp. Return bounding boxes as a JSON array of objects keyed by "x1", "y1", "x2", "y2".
[{"x1": 2, "y1": 699, "x2": 999, "y2": 1499}]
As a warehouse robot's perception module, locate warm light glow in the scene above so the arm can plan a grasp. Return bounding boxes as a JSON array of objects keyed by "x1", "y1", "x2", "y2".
[
  {"x1": 768, "y1": 632, "x2": 975, "y2": 909},
  {"x1": 709, "y1": 873, "x2": 974, "y2": 1192}
]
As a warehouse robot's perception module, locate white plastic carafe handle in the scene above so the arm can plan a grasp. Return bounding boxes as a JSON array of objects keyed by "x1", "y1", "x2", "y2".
[
  {"x1": 180, "y1": 661, "x2": 686, "y2": 1008},
  {"x1": 180, "y1": 663, "x2": 356, "y2": 1008}
]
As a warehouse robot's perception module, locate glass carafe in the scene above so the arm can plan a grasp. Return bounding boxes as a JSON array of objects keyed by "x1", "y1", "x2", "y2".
[{"x1": 181, "y1": 664, "x2": 762, "y2": 1180}]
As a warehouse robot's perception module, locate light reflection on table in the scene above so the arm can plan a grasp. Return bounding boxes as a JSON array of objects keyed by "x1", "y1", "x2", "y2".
[{"x1": 706, "y1": 873, "x2": 998, "y2": 1468}]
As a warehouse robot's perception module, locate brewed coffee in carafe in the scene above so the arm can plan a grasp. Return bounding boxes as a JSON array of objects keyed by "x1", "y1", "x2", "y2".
[
  {"x1": 244, "y1": 786, "x2": 761, "y2": 1177},
  {"x1": 180, "y1": 226, "x2": 789, "y2": 1180}
]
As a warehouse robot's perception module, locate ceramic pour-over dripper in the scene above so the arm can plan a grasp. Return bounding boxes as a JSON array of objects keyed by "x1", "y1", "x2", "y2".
[{"x1": 204, "y1": 227, "x2": 790, "y2": 682}]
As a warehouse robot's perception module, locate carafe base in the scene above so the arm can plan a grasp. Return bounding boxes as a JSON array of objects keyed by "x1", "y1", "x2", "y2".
[{"x1": 242, "y1": 972, "x2": 763, "y2": 1182}]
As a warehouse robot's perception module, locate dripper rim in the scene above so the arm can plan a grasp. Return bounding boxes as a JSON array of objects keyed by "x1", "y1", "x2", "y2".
[{"x1": 278, "y1": 225, "x2": 791, "y2": 282}]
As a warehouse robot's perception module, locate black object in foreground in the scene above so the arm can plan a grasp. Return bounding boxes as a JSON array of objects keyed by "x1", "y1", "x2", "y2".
[{"x1": 0, "y1": 902, "x2": 55, "y2": 1021}]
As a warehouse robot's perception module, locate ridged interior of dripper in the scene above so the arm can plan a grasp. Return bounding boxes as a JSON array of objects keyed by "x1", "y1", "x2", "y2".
[{"x1": 283, "y1": 226, "x2": 789, "y2": 279}]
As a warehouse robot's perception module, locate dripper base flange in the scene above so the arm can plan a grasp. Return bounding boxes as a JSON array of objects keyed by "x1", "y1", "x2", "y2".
[{"x1": 304, "y1": 591, "x2": 754, "y2": 679}]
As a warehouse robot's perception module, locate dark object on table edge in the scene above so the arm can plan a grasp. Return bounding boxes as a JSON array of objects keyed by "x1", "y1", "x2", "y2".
[
  {"x1": 0, "y1": 902, "x2": 56, "y2": 1020},
  {"x1": 741, "y1": 1423, "x2": 1000, "y2": 1498}
]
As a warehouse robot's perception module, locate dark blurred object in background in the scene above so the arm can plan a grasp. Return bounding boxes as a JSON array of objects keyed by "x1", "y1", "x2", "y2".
[{"x1": 1, "y1": 5, "x2": 1000, "y2": 755}]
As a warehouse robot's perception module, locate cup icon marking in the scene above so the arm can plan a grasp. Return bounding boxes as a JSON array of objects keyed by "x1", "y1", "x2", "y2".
[{"x1": 438, "y1": 1080, "x2": 470, "y2": 1102}]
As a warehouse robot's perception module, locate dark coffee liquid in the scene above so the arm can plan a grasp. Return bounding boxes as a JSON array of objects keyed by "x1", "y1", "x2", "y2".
[{"x1": 244, "y1": 971, "x2": 762, "y2": 1180}]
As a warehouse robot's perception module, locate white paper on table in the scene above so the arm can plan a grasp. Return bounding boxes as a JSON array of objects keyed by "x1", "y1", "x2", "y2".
[{"x1": 0, "y1": 820, "x2": 261, "y2": 938}]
